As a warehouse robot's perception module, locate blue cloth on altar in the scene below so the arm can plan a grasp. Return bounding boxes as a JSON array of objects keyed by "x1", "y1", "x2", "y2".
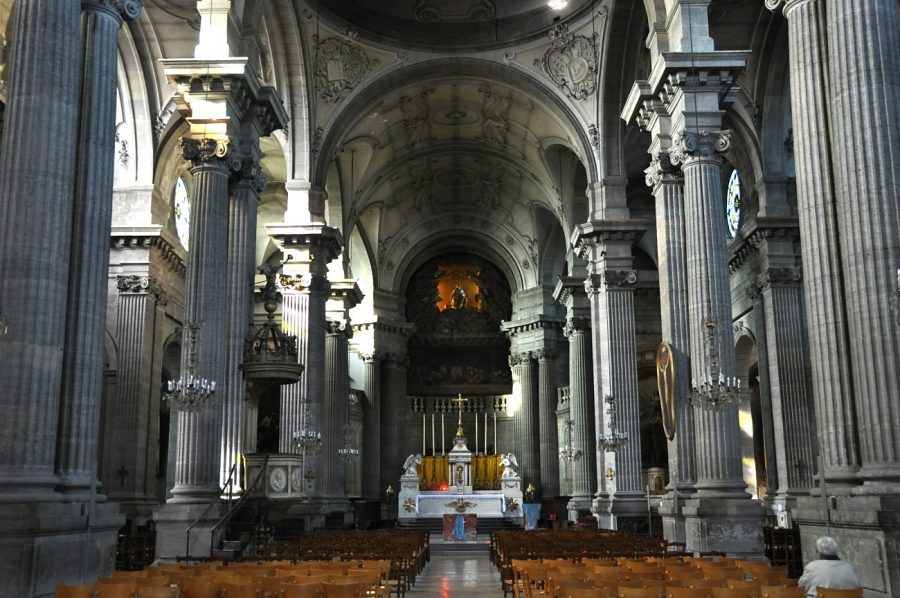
[
  {"x1": 453, "y1": 514, "x2": 466, "y2": 540},
  {"x1": 523, "y1": 503, "x2": 541, "y2": 530}
]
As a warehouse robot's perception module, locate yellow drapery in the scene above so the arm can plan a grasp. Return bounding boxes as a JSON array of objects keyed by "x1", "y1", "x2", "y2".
[{"x1": 416, "y1": 455, "x2": 502, "y2": 490}]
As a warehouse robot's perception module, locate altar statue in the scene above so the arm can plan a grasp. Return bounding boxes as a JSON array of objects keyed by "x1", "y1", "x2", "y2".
[
  {"x1": 449, "y1": 285, "x2": 467, "y2": 309},
  {"x1": 500, "y1": 453, "x2": 519, "y2": 478},
  {"x1": 402, "y1": 453, "x2": 422, "y2": 477}
]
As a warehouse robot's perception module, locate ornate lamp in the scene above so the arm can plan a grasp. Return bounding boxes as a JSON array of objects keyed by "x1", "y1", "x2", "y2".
[
  {"x1": 558, "y1": 419, "x2": 583, "y2": 463},
  {"x1": 292, "y1": 428, "x2": 323, "y2": 456},
  {"x1": 164, "y1": 323, "x2": 216, "y2": 412},
  {"x1": 689, "y1": 317, "x2": 742, "y2": 411},
  {"x1": 596, "y1": 395, "x2": 629, "y2": 452}
]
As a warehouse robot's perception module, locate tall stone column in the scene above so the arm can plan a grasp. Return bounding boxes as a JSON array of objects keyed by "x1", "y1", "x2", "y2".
[
  {"x1": 536, "y1": 349, "x2": 560, "y2": 496},
  {"x1": 645, "y1": 154, "x2": 696, "y2": 542},
  {"x1": 381, "y1": 353, "x2": 408, "y2": 494},
  {"x1": 825, "y1": 0, "x2": 900, "y2": 493},
  {"x1": 106, "y1": 276, "x2": 165, "y2": 507},
  {"x1": 766, "y1": 0, "x2": 860, "y2": 490},
  {"x1": 323, "y1": 321, "x2": 351, "y2": 499},
  {"x1": 0, "y1": 0, "x2": 81, "y2": 503},
  {"x1": 577, "y1": 225, "x2": 647, "y2": 531},
  {"x1": 749, "y1": 266, "x2": 817, "y2": 504},
  {"x1": 671, "y1": 130, "x2": 762, "y2": 554},
  {"x1": 564, "y1": 319, "x2": 596, "y2": 518},
  {"x1": 169, "y1": 139, "x2": 237, "y2": 504},
  {"x1": 56, "y1": 0, "x2": 143, "y2": 499},
  {"x1": 359, "y1": 352, "x2": 382, "y2": 500},
  {"x1": 510, "y1": 352, "x2": 540, "y2": 493},
  {"x1": 220, "y1": 166, "x2": 265, "y2": 493}
]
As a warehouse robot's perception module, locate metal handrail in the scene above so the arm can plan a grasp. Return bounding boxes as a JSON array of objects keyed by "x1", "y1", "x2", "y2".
[
  {"x1": 209, "y1": 454, "x2": 269, "y2": 556},
  {"x1": 184, "y1": 461, "x2": 238, "y2": 560}
]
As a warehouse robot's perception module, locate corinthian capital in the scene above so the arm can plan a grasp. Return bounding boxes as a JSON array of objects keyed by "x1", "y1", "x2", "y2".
[
  {"x1": 644, "y1": 153, "x2": 681, "y2": 189},
  {"x1": 237, "y1": 159, "x2": 268, "y2": 193},
  {"x1": 180, "y1": 138, "x2": 242, "y2": 172},
  {"x1": 765, "y1": 0, "x2": 785, "y2": 12},
  {"x1": 670, "y1": 130, "x2": 731, "y2": 165},
  {"x1": 83, "y1": 0, "x2": 143, "y2": 21}
]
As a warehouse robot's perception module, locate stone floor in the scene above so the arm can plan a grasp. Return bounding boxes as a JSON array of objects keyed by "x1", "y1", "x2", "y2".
[{"x1": 408, "y1": 536, "x2": 503, "y2": 597}]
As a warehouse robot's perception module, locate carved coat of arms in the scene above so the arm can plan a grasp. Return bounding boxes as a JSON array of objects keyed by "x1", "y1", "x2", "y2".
[
  {"x1": 538, "y1": 24, "x2": 598, "y2": 100},
  {"x1": 315, "y1": 37, "x2": 375, "y2": 104}
]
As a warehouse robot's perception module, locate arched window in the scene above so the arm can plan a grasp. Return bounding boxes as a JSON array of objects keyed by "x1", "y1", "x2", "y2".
[
  {"x1": 726, "y1": 169, "x2": 742, "y2": 239},
  {"x1": 173, "y1": 177, "x2": 190, "y2": 249}
]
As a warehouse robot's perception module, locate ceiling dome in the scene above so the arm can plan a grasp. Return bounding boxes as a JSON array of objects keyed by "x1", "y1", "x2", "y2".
[{"x1": 317, "y1": 0, "x2": 594, "y2": 52}]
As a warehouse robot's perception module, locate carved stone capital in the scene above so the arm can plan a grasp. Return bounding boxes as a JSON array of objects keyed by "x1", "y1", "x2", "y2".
[
  {"x1": 236, "y1": 159, "x2": 268, "y2": 193},
  {"x1": 180, "y1": 138, "x2": 242, "y2": 172},
  {"x1": 83, "y1": 0, "x2": 143, "y2": 21},
  {"x1": 383, "y1": 352, "x2": 409, "y2": 368},
  {"x1": 326, "y1": 319, "x2": 352, "y2": 338},
  {"x1": 761, "y1": 267, "x2": 803, "y2": 287},
  {"x1": 584, "y1": 274, "x2": 602, "y2": 295},
  {"x1": 508, "y1": 352, "x2": 532, "y2": 367},
  {"x1": 670, "y1": 130, "x2": 731, "y2": 165},
  {"x1": 603, "y1": 269, "x2": 639, "y2": 289},
  {"x1": 765, "y1": 0, "x2": 785, "y2": 12},
  {"x1": 278, "y1": 273, "x2": 329, "y2": 294},
  {"x1": 563, "y1": 317, "x2": 591, "y2": 338},
  {"x1": 117, "y1": 275, "x2": 166, "y2": 304},
  {"x1": 358, "y1": 351, "x2": 381, "y2": 364},
  {"x1": 534, "y1": 349, "x2": 554, "y2": 362},
  {"x1": 644, "y1": 153, "x2": 682, "y2": 188}
]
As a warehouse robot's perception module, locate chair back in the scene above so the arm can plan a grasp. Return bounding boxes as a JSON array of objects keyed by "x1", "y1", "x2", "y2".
[
  {"x1": 55, "y1": 584, "x2": 96, "y2": 598},
  {"x1": 220, "y1": 580, "x2": 261, "y2": 598},
  {"x1": 817, "y1": 590, "x2": 863, "y2": 598},
  {"x1": 137, "y1": 588, "x2": 178, "y2": 598},
  {"x1": 322, "y1": 581, "x2": 365, "y2": 598},
  {"x1": 280, "y1": 580, "x2": 324, "y2": 598},
  {"x1": 618, "y1": 587, "x2": 666, "y2": 598},
  {"x1": 667, "y1": 588, "x2": 713, "y2": 598},
  {"x1": 759, "y1": 586, "x2": 805, "y2": 598}
]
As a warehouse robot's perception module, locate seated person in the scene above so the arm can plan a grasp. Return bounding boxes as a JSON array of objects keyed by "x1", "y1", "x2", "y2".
[{"x1": 798, "y1": 536, "x2": 861, "y2": 597}]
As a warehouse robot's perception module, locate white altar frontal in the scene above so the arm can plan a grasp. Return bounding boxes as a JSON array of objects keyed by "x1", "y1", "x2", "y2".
[{"x1": 398, "y1": 427, "x2": 523, "y2": 521}]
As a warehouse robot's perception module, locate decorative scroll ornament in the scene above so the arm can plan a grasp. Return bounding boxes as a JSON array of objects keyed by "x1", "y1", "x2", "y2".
[
  {"x1": 538, "y1": 24, "x2": 599, "y2": 100},
  {"x1": 446, "y1": 498, "x2": 476, "y2": 513},
  {"x1": 180, "y1": 137, "x2": 242, "y2": 172},
  {"x1": 602, "y1": 269, "x2": 638, "y2": 288},
  {"x1": 670, "y1": 130, "x2": 732, "y2": 164},
  {"x1": 644, "y1": 153, "x2": 681, "y2": 188},
  {"x1": 314, "y1": 37, "x2": 375, "y2": 104},
  {"x1": 87, "y1": 0, "x2": 142, "y2": 21},
  {"x1": 656, "y1": 342, "x2": 676, "y2": 441},
  {"x1": 414, "y1": 0, "x2": 496, "y2": 21},
  {"x1": 403, "y1": 498, "x2": 416, "y2": 512},
  {"x1": 764, "y1": 0, "x2": 785, "y2": 12}
]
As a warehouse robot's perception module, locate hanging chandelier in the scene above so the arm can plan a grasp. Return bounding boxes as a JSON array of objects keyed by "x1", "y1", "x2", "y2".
[
  {"x1": 596, "y1": 395, "x2": 629, "y2": 452},
  {"x1": 164, "y1": 323, "x2": 217, "y2": 412},
  {"x1": 293, "y1": 428, "x2": 323, "y2": 455},
  {"x1": 689, "y1": 317, "x2": 742, "y2": 411},
  {"x1": 558, "y1": 419, "x2": 583, "y2": 463}
]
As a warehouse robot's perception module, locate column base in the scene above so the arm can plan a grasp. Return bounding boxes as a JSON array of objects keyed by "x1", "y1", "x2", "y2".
[
  {"x1": 660, "y1": 490, "x2": 694, "y2": 545},
  {"x1": 567, "y1": 494, "x2": 593, "y2": 523},
  {"x1": 592, "y1": 493, "x2": 651, "y2": 534},
  {"x1": 682, "y1": 495, "x2": 764, "y2": 556},
  {"x1": 153, "y1": 501, "x2": 226, "y2": 562},
  {"x1": 0, "y1": 500, "x2": 123, "y2": 597},
  {"x1": 792, "y1": 495, "x2": 900, "y2": 597}
]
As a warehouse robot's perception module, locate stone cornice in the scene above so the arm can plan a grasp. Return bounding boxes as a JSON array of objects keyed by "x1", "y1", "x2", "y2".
[
  {"x1": 500, "y1": 315, "x2": 565, "y2": 336},
  {"x1": 329, "y1": 279, "x2": 364, "y2": 308},
  {"x1": 268, "y1": 224, "x2": 343, "y2": 260},
  {"x1": 352, "y1": 318, "x2": 416, "y2": 337},
  {"x1": 110, "y1": 227, "x2": 186, "y2": 278},
  {"x1": 572, "y1": 220, "x2": 649, "y2": 255},
  {"x1": 728, "y1": 217, "x2": 801, "y2": 273},
  {"x1": 553, "y1": 275, "x2": 587, "y2": 306}
]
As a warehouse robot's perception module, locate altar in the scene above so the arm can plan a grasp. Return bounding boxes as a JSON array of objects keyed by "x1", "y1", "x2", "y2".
[{"x1": 398, "y1": 406, "x2": 523, "y2": 523}]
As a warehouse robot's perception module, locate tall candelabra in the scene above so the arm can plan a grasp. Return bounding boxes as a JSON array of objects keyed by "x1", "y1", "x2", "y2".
[
  {"x1": 596, "y1": 395, "x2": 629, "y2": 452},
  {"x1": 164, "y1": 323, "x2": 216, "y2": 412},
  {"x1": 689, "y1": 317, "x2": 741, "y2": 411}
]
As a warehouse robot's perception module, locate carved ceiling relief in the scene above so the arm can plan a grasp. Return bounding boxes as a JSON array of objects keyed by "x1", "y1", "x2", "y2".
[
  {"x1": 414, "y1": 0, "x2": 496, "y2": 22},
  {"x1": 536, "y1": 23, "x2": 600, "y2": 100},
  {"x1": 314, "y1": 35, "x2": 377, "y2": 104}
]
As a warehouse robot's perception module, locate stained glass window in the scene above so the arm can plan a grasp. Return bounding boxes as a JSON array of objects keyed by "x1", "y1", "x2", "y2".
[
  {"x1": 726, "y1": 169, "x2": 742, "y2": 238},
  {"x1": 173, "y1": 177, "x2": 190, "y2": 248}
]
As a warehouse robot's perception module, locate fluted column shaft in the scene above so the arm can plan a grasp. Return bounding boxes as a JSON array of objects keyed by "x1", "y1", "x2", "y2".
[
  {"x1": 586, "y1": 271, "x2": 643, "y2": 496},
  {"x1": 825, "y1": 0, "x2": 900, "y2": 490},
  {"x1": 537, "y1": 350, "x2": 559, "y2": 496},
  {"x1": 776, "y1": 0, "x2": 861, "y2": 489},
  {"x1": 221, "y1": 172, "x2": 262, "y2": 492},
  {"x1": 57, "y1": 0, "x2": 141, "y2": 497},
  {"x1": 565, "y1": 321, "x2": 596, "y2": 506},
  {"x1": 753, "y1": 270, "x2": 816, "y2": 497},
  {"x1": 107, "y1": 277, "x2": 162, "y2": 501},
  {"x1": 672, "y1": 133, "x2": 745, "y2": 494},
  {"x1": 170, "y1": 142, "x2": 234, "y2": 503},
  {"x1": 0, "y1": 0, "x2": 81, "y2": 500},
  {"x1": 360, "y1": 353, "x2": 381, "y2": 500},
  {"x1": 323, "y1": 322, "x2": 350, "y2": 498},
  {"x1": 511, "y1": 352, "x2": 540, "y2": 493},
  {"x1": 380, "y1": 354, "x2": 408, "y2": 492},
  {"x1": 647, "y1": 161, "x2": 696, "y2": 490}
]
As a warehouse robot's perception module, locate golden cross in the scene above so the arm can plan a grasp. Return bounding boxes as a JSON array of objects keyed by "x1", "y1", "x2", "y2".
[{"x1": 451, "y1": 393, "x2": 468, "y2": 437}]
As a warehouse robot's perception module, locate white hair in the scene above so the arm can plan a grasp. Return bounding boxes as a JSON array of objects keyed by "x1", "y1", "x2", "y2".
[{"x1": 815, "y1": 536, "x2": 839, "y2": 557}]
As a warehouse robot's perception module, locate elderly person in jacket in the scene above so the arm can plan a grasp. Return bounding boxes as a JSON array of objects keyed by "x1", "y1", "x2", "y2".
[{"x1": 798, "y1": 536, "x2": 861, "y2": 597}]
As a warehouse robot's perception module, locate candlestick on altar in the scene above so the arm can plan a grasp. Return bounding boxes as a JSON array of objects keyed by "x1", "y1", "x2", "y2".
[
  {"x1": 431, "y1": 413, "x2": 435, "y2": 456},
  {"x1": 422, "y1": 414, "x2": 425, "y2": 455},
  {"x1": 441, "y1": 413, "x2": 445, "y2": 456},
  {"x1": 493, "y1": 411, "x2": 497, "y2": 454},
  {"x1": 484, "y1": 411, "x2": 488, "y2": 454}
]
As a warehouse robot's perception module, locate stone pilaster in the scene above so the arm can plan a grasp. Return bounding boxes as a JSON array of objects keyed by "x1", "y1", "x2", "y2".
[
  {"x1": 766, "y1": 0, "x2": 861, "y2": 491},
  {"x1": 57, "y1": 0, "x2": 143, "y2": 499},
  {"x1": 323, "y1": 320, "x2": 351, "y2": 499},
  {"x1": 381, "y1": 352, "x2": 409, "y2": 494},
  {"x1": 536, "y1": 349, "x2": 560, "y2": 497},
  {"x1": 645, "y1": 154, "x2": 696, "y2": 542},
  {"x1": 750, "y1": 266, "x2": 816, "y2": 504},
  {"x1": 106, "y1": 275, "x2": 165, "y2": 508},
  {"x1": 359, "y1": 352, "x2": 382, "y2": 500},
  {"x1": 576, "y1": 223, "x2": 648, "y2": 531},
  {"x1": 510, "y1": 352, "x2": 540, "y2": 494},
  {"x1": 220, "y1": 163, "x2": 266, "y2": 494},
  {"x1": 824, "y1": 0, "x2": 900, "y2": 493}
]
